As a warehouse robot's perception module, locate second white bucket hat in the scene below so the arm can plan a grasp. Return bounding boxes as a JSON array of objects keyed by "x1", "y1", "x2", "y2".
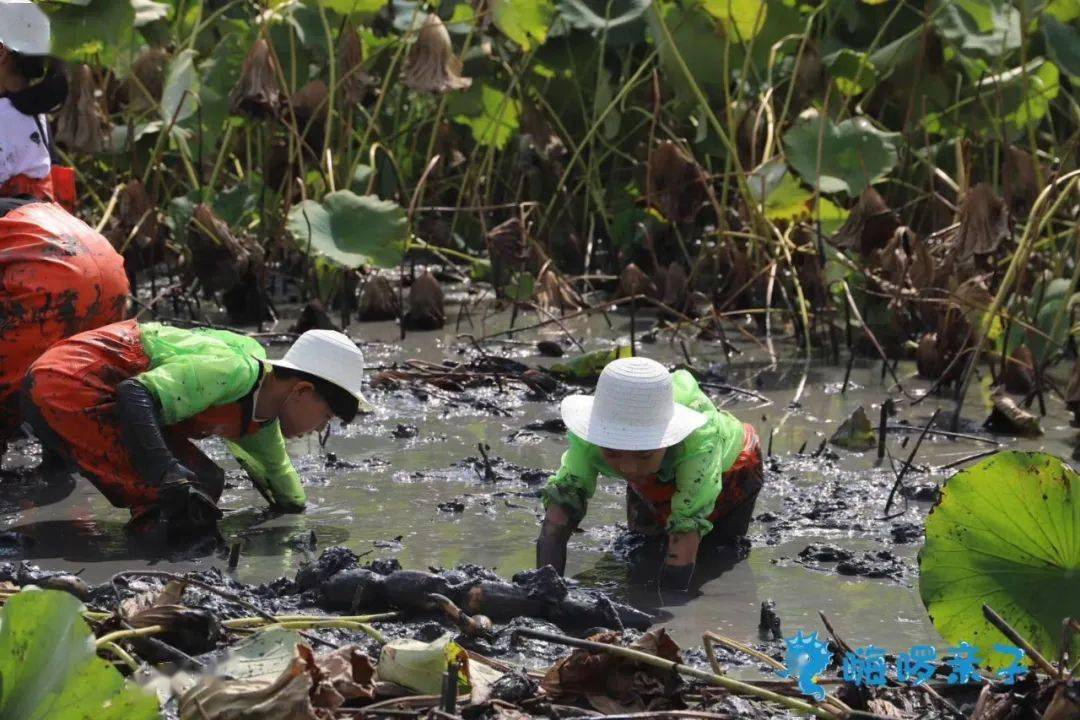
[{"x1": 560, "y1": 356, "x2": 706, "y2": 451}]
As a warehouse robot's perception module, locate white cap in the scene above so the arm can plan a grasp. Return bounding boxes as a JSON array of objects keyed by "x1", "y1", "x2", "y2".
[
  {"x1": 560, "y1": 357, "x2": 707, "y2": 451},
  {"x1": 268, "y1": 329, "x2": 371, "y2": 412},
  {"x1": 0, "y1": 1, "x2": 51, "y2": 56}
]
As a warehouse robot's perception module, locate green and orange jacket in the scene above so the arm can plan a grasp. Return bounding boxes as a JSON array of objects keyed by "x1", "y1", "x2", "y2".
[
  {"x1": 136, "y1": 323, "x2": 306, "y2": 509},
  {"x1": 541, "y1": 370, "x2": 744, "y2": 535}
]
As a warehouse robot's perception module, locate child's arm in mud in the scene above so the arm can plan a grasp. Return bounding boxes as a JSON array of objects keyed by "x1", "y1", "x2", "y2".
[
  {"x1": 537, "y1": 436, "x2": 597, "y2": 574},
  {"x1": 227, "y1": 422, "x2": 306, "y2": 512}
]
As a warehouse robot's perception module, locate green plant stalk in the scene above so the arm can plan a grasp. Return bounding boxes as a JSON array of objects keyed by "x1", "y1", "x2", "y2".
[
  {"x1": 647, "y1": 6, "x2": 760, "y2": 228},
  {"x1": 345, "y1": 29, "x2": 411, "y2": 184},
  {"x1": 99, "y1": 641, "x2": 140, "y2": 673},
  {"x1": 953, "y1": 171, "x2": 1080, "y2": 419},
  {"x1": 535, "y1": 48, "x2": 658, "y2": 239},
  {"x1": 96, "y1": 624, "x2": 165, "y2": 648},
  {"x1": 317, "y1": 2, "x2": 337, "y2": 185},
  {"x1": 203, "y1": 122, "x2": 236, "y2": 203}
]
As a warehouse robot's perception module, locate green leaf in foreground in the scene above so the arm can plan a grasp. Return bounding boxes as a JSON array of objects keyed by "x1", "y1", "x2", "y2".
[
  {"x1": 45, "y1": 0, "x2": 135, "y2": 65},
  {"x1": 783, "y1": 114, "x2": 899, "y2": 196},
  {"x1": 919, "y1": 451, "x2": 1080, "y2": 669},
  {"x1": 0, "y1": 588, "x2": 159, "y2": 720},
  {"x1": 287, "y1": 191, "x2": 408, "y2": 269},
  {"x1": 550, "y1": 346, "x2": 633, "y2": 381},
  {"x1": 701, "y1": 0, "x2": 767, "y2": 41}
]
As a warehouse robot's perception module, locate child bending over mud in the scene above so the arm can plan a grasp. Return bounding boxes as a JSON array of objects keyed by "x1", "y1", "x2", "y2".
[
  {"x1": 20, "y1": 320, "x2": 368, "y2": 539},
  {"x1": 536, "y1": 357, "x2": 763, "y2": 590}
]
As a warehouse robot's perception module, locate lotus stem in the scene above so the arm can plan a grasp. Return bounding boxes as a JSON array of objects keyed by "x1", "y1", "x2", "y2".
[
  {"x1": 99, "y1": 640, "x2": 141, "y2": 672},
  {"x1": 95, "y1": 624, "x2": 165, "y2": 648}
]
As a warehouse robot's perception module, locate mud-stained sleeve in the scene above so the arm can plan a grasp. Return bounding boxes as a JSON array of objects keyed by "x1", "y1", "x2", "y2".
[
  {"x1": 540, "y1": 432, "x2": 598, "y2": 524},
  {"x1": 226, "y1": 421, "x2": 306, "y2": 511},
  {"x1": 668, "y1": 433, "x2": 725, "y2": 535},
  {"x1": 136, "y1": 353, "x2": 258, "y2": 425}
]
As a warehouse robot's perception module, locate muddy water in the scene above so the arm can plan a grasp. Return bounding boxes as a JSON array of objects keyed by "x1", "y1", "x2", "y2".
[{"x1": 2, "y1": 304, "x2": 1076, "y2": 666}]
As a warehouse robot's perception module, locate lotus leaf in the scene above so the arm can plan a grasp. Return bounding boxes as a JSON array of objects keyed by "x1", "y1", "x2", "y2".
[{"x1": 919, "y1": 451, "x2": 1080, "y2": 669}]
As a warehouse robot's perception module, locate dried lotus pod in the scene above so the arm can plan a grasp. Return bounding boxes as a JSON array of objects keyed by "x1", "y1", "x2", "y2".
[
  {"x1": 337, "y1": 20, "x2": 374, "y2": 106},
  {"x1": 402, "y1": 13, "x2": 471, "y2": 94},
  {"x1": 405, "y1": 270, "x2": 445, "y2": 329},
  {"x1": 290, "y1": 79, "x2": 329, "y2": 157},
  {"x1": 646, "y1": 141, "x2": 706, "y2": 224},
  {"x1": 114, "y1": 179, "x2": 158, "y2": 250},
  {"x1": 56, "y1": 64, "x2": 108, "y2": 154},
  {"x1": 228, "y1": 38, "x2": 282, "y2": 119},
  {"x1": 122, "y1": 48, "x2": 169, "y2": 113},
  {"x1": 358, "y1": 275, "x2": 401, "y2": 321},
  {"x1": 831, "y1": 187, "x2": 899, "y2": 259},
  {"x1": 618, "y1": 263, "x2": 658, "y2": 299}
]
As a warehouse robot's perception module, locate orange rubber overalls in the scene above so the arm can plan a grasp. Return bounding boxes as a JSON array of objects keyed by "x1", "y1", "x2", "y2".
[{"x1": 0, "y1": 199, "x2": 129, "y2": 446}]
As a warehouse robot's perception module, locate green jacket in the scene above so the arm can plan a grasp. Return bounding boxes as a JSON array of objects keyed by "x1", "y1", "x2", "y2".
[
  {"x1": 135, "y1": 323, "x2": 305, "y2": 510},
  {"x1": 541, "y1": 370, "x2": 744, "y2": 535}
]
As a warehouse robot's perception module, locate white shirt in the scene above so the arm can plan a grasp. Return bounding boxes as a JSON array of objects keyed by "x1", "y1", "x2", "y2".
[{"x1": 0, "y1": 97, "x2": 51, "y2": 185}]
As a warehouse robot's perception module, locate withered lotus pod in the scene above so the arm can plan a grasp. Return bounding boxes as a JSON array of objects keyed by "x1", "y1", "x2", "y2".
[
  {"x1": 187, "y1": 204, "x2": 263, "y2": 292},
  {"x1": 1002, "y1": 146, "x2": 1040, "y2": 214},
  {"x1": 402, "y1": 13, "x2": 472, "y2": 94},
  {"x1": 56, "y1": 64, "x2": 108, "y2": 154},
  {"x1": 337, "y1": 21, "x2": 374, "y2": 106},
  {"x1": 533, "y1": 266, "x2": 584, "y2": 312},
  {"x1": 618, "y1": 263, "x2": 658, "y2": 299},
  {"x1": 358, "y1": 275, "x2": 401, "y2": 321},
  {"x1": 647, "y1": 141, "x2": 706, "y2": 224},
  {"x1": 1002, "y1": 345, "x2": 1036, "y2": 396},
  {"x1": 876, "y1": 226, "x2": 933, "y2": 291},
  {"x1": 1066, "y1": 358, "x2": 1080, "y2": 425},
  {"x1": 405, "y1": 270, "x2": 446, "y2": 329},
  {"x1": 123, "y1": 47, "x2": 170, "y2": 113},
  {"x1": 114, "y1": 179, "x2": 158, "y2": 250},
  {"x1": 661, "y1": 261, "x2": 688, "y2": 311},
  {"x1": 290, "y1": 79, "x2": 329, "y2": 155},
  {"x1": 916, "y1": 333, "x2": 944, "y2": 381},
  {"x1": 953, "y1": 183, "x2": 1009, "y2": 263},
  {"x1": 831, "y1": 187, "x2": 900, "y2": 259},
  {"x1": 228, "y1": 38, "x2": 282, "y2": 119}
]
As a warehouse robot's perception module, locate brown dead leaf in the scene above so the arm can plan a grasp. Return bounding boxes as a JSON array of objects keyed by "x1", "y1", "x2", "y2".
[
  {"x1": 831, "y1": 187, "x2": 900, "y2": 259},
  {"x1": 985, "y1": 393, "x2": 1042, "y2": 437},
  {"x1": 877, "y1": 227, "x2": 934, "y2": 292},
  {"x1": 953, "y1": 183, "x2": 1009, "y2": 263},
  {"x1": 867, "y1": 698, "x2": 907, "y2": 719},
  {"x1": 298, "y1": 644, "x2": 376, "y2": 710},
  {"x1": 56, "y1": 64, "x2": 109, "y2": 154},
  {"x1": 533, "y1": 266, "x2": 584, "y2": 312},
  {"x1": 122, "y1": 48, "x2": 169, "y2": 114},
  {"x1": 187, "y1": 204, "x2": 264, "y2": 292},
  {"x1": 402, "y1": 13, "x2": 471, "y2": 94},
  {"x1": 521, "y1": 103, "x2": 566, "y2": 162},
  {"x1": 290, "y1": 79, "x2": 329, "y2": 155},
  {"x1": 112, "y1": 180, "x2": 158, "y2": 253},
  {"x1": 647, "y1": 141, "x2": 707, "y2": 224},
  {"x1": 229, "y1": 38, "x2": 283, "y2": 119}
]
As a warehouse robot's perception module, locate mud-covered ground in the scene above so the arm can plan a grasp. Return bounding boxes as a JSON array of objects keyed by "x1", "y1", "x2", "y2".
[{"x1": 1, "y1": 297, "x2": 1076, "y2": 682}]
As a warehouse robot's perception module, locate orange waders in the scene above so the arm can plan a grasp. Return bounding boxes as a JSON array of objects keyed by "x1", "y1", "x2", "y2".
[
  {"x1": 0, "y1": 200, "x2": 129, "y2": 446},
  {"x1": 23, "y1": 320, "x2": 261, "y2": 513},
  {"x1": 626, "y1": 423, "x2": 764, "y2": 542}
]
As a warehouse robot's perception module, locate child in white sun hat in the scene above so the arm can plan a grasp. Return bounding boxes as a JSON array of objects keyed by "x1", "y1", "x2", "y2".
[{"x1": 537, "y1": 356, "x2": 763, "y2": 590}]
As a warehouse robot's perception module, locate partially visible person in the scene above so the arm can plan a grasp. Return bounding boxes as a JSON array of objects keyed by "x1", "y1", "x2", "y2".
[
  {"x1": 0, "y1": 0, "x2": 71, "y2": 204},
  {"x1": 536, "y1": 357, "x2": 764, "y2": 591},
  {"x1": 22, "y1": 324, "x2": 369, "y2": 538},
  {"x1": 0, "y1": 2, "x2": 129, "y2": 460}
]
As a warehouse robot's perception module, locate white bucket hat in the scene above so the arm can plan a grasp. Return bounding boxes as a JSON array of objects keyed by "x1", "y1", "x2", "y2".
[
  {"x1": 268, "y1": 329, "x2": 372, "y2": 412},
  {"x1": 560, "y1": 357, "x2": 707, "y2": 451},
  {"x1": 0, "y1": 1, "x2": 51, "y2": 56}
]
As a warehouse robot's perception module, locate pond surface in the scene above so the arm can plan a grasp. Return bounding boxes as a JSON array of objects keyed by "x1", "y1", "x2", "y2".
[{"x1": 2, "y1": 302, "x2": 1075, "y2": 666}]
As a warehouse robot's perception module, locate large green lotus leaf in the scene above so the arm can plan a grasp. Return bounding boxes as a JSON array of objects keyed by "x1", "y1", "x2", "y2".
[
  {"x1": 161, "y1": 48, "x2": 199, "y2": 124},
  {"x1": 490, "y1": 0, "x2": 557, "y2": 50},
  {"x1": 45, "y1": 0, "x2": 136, "y2": 65},
  {"x1": 701, "y1": 0, "x2": 766, "y2": 41},
  {"x1": 287, "y1": 191, "x2": 408, "y2": 269},
  {"x1": 919, "y1": 451, "x2": 1080, "y2": 670},
  {"x1": 783, "y1": 115, "x2": 899, "y2": 196},
  {"x1": 0, "y1": 588, "x2": 159, "y2": 720},
  {"x1": 557, "y1": 0, "x2": 649, "y2": 45}
]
